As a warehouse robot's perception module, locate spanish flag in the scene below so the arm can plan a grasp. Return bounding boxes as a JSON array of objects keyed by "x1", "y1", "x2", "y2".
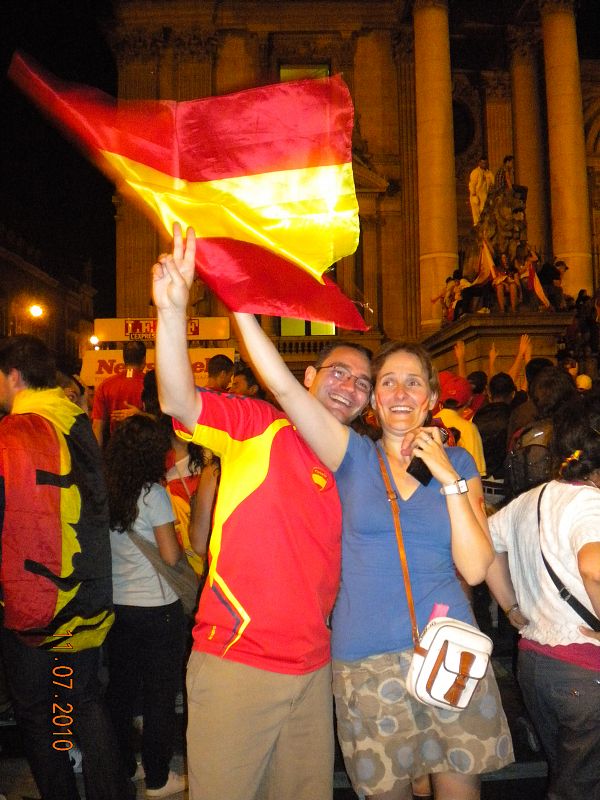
[
  {"x1": 9, "y1": 52, "x2": 366, "y2": 330},
  {"x1": 471, "y1": 238, "x2": 496, "y2": 286}
]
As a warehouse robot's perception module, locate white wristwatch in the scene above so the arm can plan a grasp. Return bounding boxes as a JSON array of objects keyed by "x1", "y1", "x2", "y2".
[{"x1": 440, "y1": 479, "x2": 469, "y2": 496}]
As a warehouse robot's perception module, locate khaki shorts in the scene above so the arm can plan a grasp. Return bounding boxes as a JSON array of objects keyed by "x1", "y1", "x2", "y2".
[
  {"x1": 186, "y1": 651, "x2": 334, "y2": 800},
  {"x1": 333, "y1": 649, "x2": 514, "y2": 796}
]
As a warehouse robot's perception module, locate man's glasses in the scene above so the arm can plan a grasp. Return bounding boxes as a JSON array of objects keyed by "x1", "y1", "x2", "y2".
[{"x1": 316, "y1": 364, "x2": 372, "y2": 395}]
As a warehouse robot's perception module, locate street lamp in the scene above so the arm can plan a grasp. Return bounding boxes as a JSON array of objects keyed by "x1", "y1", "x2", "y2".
[{"x1": 28, "y1": 304, "x2": 44, "y2": 318}]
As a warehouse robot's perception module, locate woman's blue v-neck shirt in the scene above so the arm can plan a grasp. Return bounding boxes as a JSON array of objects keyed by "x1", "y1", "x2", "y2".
[{"x1": 331, "y1": 429, "x2": 479, "y2": 661}]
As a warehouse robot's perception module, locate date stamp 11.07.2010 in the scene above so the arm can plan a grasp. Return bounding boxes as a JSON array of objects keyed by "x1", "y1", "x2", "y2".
[{"x1": 51, "y1": 659, "x2": 76, "y2": 752}]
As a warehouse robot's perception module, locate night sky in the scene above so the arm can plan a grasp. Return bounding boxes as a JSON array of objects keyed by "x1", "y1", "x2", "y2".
[
  {"x1": 0, "y1": 0, "x2": 117, "y2": 317},
  {"x1": 1, "y1": 1, "x2": 599, "y2": 319}
]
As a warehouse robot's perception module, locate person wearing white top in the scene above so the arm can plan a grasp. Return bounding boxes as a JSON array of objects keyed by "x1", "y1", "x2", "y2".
[
  {"x1": 468, "y1": 158, "x2": 494, "y2": 225},
  {"x1": 486, "y1": 395, "x2": 600, "y2": 800},
  {"x1": 104, "y1": 415, "x2": 187, "y2": 799}
]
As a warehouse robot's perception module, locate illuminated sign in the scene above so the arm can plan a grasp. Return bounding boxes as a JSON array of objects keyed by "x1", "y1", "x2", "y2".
[
  {"x1": 80, "y1": 348, "x2": 235, "y2": 389},
  {"x1": 94, "y1": 317, "x2": 230, "y2": 342}
]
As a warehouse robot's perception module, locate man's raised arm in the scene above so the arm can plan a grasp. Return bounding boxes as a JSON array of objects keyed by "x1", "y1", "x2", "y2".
[
  {"x1": 153, "y1": 224, "x2": 202, "y2": 432},
  {"x1": 232, "y1": 312, "x2": 349, "y2": 471}
]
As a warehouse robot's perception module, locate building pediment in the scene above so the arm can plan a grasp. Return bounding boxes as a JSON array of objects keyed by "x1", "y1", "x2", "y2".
[{"x1": 353, "y1": 160, "x2": 389, "y2": 193}]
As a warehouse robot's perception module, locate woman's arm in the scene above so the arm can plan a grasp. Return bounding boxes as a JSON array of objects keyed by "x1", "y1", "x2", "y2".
[
  {"x1": 408, "y1": 429, "x2": 494, "y2": 585},
  {"x1": 453, "y1": 340, "x2": 467, "y2": 378},
  {"x1": 487, "y1": 342, "x2": 497, "y2": 377},
  {"x1": 486, "y1": 550, "x2": 529, "y2": 630},
  {"x1": 153, "y1": 521, "x2": 181, "y2": 567},
  {"x1": 507, "y1": 334, "x2": 530, "y2": 386},
  {"x1": 446, "y1": 475, "x2": 494, "y2": 585},
  {"x1": 578, "y1": 542, "x2": 600, "y2": 620},
  {"x1": 233, "y1": 312, "x2": 350, "y2": 471}
]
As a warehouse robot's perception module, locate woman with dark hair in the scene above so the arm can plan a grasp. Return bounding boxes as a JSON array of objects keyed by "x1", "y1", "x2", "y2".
[
  {"x1": 486, "y1": 394, "x2": 600, "y2": 800},
  {"x1": 234, "y1": 313, "x2": 514, "y2": 800},
  {"x1": 104, "y1": 414, "x2": 187, "y2": 798}
]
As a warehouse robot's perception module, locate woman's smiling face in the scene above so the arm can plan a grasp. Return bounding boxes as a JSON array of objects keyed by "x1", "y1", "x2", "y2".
[{"x1": 373, "y1": 350, "x2": 437, "y2": 436}]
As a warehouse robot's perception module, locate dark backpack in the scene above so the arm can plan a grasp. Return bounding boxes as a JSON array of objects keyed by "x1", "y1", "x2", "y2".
[
  {"x1": 473, "y1": 402, "x2": 511, "y2": 478},
  {"x1": 504, "y1": 419, "x2": 554, "y2": 498}
]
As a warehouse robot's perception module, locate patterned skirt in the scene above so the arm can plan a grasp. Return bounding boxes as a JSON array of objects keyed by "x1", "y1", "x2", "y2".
[{"x1": 333, "y1": 648, "x2": 514, "y2": 796}]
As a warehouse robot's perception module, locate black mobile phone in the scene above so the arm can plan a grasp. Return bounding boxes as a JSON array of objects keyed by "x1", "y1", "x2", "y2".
[
  {"x1": 406, "y1": 425, "x2": 450, "y2": 486},
  {"x1": 406, "y1": 455, "x2": 433, "y2": 486}
]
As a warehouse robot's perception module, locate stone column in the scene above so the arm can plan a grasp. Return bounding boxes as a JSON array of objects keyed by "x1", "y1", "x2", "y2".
[
  {"x1": 540, "y1": 0, "x2": 592, "y2": 293},
  {"x1": 481, "y1": 71, "x2": 513, "y2": 175},
  {"x1": 508, "y1": 26, "x2": 550, "y2": 259},
  {"x1": 111, "y1": 31, "x2": 163, "y2": 317},
  {"x1": 173, "y1": 33, "x2": 217, "y2": 100},
  {"x1": 359, "y1": 214, "x2": 381, "y2": 332},
  {"x1": 392, "y1": 26, "x2": 419, "y2": 340},
  {"x1": 412, "y1": 0, "x2": 458, "y2": 335},
  {"x1": 252, "y1": 32, "x2": 277, "y2": 335},
  {"x1": 336, "y1": 35, "x2": 357, "y2": 97}
]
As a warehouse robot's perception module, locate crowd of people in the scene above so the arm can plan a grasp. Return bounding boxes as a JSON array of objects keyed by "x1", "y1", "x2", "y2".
[
  {"x1": 1, "y1": 223, "x2": 599, "y2": 800},
  {"x1": 432, "y1": 248, "x2": 572, "y2": 323},
  {"x1": 431, "y1": 153, "x2": 581, "y2": 323}
]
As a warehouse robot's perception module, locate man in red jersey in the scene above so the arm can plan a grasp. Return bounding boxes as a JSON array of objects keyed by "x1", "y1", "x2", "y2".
[
  {"x1": 91, "y1": 340, "x2": 146, "y2": 447},
  {"x1": 153, "y1": 224, "x2": 371, "y2": 800}
]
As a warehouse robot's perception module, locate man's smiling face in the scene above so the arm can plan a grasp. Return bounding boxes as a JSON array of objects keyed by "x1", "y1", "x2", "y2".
[{"x1": 304, "y1": 346, "x2": 371, "y2": 424}]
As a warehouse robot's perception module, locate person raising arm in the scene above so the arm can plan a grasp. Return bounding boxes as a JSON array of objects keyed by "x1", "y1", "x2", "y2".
[
  {"x1": 152, "y1": 223, "x2": 371, "y2": 800},
  {"x1": 232, "y1": 314, "x2": 493, "y2": 586},
  {"x1": 233, "y1": 277, "x2": 510, "y2": 797},
  {"x1": 152, "y1": 224, "x2": 200, "y2": 432}
]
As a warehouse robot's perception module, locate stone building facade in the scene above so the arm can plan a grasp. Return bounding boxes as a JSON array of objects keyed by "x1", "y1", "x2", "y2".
[
  {"x1": 0, "y1": 225, "x2": 95, "y2": 372},
  {"x1": 107, "y1": 0, "x2": 600, "y2": 361}
]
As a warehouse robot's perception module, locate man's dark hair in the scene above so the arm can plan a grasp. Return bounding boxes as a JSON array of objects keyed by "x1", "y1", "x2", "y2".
[
  {"x1": 503, "y1": 155, "x2": 514, "y2": 164},
  {"x1": 524, "y1": 357, "x2": 553, "y2": 388},
  {"x1": 489, "y1": 372, "x2": 515, "y2": 400},
  {"x1": 141, "y1": 370, "x2": 161, "y2": 417},
  {"x1": 56, "y1": 371, "x2": 85, "y2": 397},
  {"x1": 530, "y1": 366, "x2": 577, "y2": 418},
  {"x1": 123, "y1": 340, "x2": 146, "y2": 367},
  {"x1": 314, "y1": 341, "x2": 372, "y2": 369},
  {"x1": 0, "y1": 335, "x2": 56, "y2": 388},
  {"x1": 467, "y1": 370, "x2": 487, "y2": 395},
  {"x1": 234, "y1": 362, "x2": 261, "y2": 389},
  {"x1": 207, "y1": 354, "x2": 234, "y2": 378}
]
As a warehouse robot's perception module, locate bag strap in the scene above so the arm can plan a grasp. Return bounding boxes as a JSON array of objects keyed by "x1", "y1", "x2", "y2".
[
  {"x1": 537, "y1": 485, "x2": 600, "y2": 632},
  {"x1": 127, "y1": 528, "x2": 178, "y2": 581},
  {"x1": 173, "y1": 458, "x2": 194, "y2": 501},
  {"x1": 375, "y1": 446, "x2": 420, "y2": 649}
]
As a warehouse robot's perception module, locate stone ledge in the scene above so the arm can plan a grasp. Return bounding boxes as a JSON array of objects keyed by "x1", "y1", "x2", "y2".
[{"x1": 422, "y1": 311, "x2": 574, "y2": 374}]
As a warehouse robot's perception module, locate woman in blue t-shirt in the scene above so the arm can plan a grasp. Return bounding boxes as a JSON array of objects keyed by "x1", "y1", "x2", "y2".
[{"x1": 233, "y1": 316, "x2": 514, "y2": 800}]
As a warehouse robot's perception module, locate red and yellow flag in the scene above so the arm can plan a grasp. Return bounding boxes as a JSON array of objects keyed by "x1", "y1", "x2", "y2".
[{"x1": 10, "y1": 52, "x2": 366, "y2": 330}]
